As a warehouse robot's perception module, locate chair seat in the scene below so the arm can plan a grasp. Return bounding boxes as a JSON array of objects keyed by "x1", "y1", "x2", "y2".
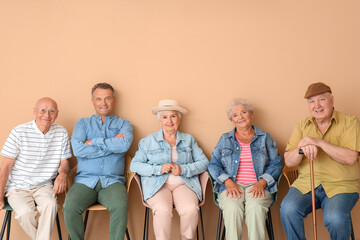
[{"x1": 86, "y1": 204, "x2": 107, "y2": 211}]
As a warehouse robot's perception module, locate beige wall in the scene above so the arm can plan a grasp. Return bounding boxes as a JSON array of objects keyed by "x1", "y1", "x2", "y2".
[{"x1": 1, "y1": 1, "x2": 360, "y2": 239}]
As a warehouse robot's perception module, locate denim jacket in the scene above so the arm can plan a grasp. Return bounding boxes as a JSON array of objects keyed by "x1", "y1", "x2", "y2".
[
  {"x1": 130, "y1": 129, "x2": 208, "y2": 201},
  {"x1": 208, "y1": 126, "x2": 282, "y2": 194}
]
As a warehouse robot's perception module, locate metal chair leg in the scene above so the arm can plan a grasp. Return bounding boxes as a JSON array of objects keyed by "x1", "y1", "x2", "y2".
[
  {"x1": 83, "y1": 210, "x2": 90, "y2": 232},
  {"x1": 199, "y1": 206, "x2": 205, "y2": 240},
  {"x1": 216, "y1": 209, "x2": 222, "y2": 240},
  {"x1": 350, "y1": 216, "x2": 355, "y2": 240},
  {"x1": 6, "y1": 212, "x2": 10, "y2": 240},
  {"x1": 143, "y1": 207, "x2": 149, "y2": 240},
  {"x1": 0, "y1": 210, "x2": 11, "y2": 240},
  {"x1": 56, "y1": 212, "x2": 62, "y2": 240},
  {"x1": 266, "y1": 209, "x2": 274, "y2": 240},
  {"x1": 125, "y1": 227, "x2": 131, "y2": 240}
]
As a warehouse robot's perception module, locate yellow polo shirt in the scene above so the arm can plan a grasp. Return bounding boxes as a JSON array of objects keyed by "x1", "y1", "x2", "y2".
[{"x1": 286, "y1": 110, "x2": 360, "y2": 198}]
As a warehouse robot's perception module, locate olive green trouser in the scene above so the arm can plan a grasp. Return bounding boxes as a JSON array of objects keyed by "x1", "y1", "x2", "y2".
[{"x1": 63, "y1": 181, "x2": 128, "y2": 240}]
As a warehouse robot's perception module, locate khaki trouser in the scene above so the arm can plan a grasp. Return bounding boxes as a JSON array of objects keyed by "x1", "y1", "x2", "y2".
[
  {"x1": 6, "y1": 185, "x2": 57, "y2": 240},
  {"x1": 146, "y1": 183, "x2": 199, "y2": 240},
  {"x1": 218, "y1": 182, "x2": 273, "y2": 240}
]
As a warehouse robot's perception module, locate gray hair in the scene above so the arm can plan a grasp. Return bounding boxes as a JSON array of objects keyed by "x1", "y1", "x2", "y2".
[
  {"x1": 157, "y1": 111, "x2": 182, "y2": 120},
  {"x1": 227, "y1": 98, "x2": 254, "y2": 120},
  {"x1": 91, "y1": 83, "x2": 115, "y2": 98}
]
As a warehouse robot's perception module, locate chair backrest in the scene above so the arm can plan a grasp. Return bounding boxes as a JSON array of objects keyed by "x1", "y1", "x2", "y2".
[
  {"x1": 282, "y1": 165, "x2": 299, "y2": 187},
  {"x1": 124, "y1": 154, "x2": 135, "y2": 193},
  {"x1": 134, "y1": 174, "x2": 151, "y2": 208},
  {"x1": 199, "y1": 171, "x2": 209, "y2": 207}
]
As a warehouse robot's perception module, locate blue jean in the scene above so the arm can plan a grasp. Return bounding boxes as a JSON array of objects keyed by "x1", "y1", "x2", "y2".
[{"x1": 280, "y1": 185, "x2": 359, "y2": 240}]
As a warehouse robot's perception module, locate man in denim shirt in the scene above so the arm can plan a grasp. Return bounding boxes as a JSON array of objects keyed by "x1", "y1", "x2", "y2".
[{"x1": 63, "y1": 83, "x2": 133, "y2": 240}]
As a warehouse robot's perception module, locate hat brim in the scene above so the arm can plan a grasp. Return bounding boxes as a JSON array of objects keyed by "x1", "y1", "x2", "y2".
[{"x1": 151, "y1": 106, "x2": 188, "y2": 115}]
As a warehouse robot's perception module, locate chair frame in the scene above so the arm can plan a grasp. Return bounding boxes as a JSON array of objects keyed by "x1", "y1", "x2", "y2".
[
  {"x1": 134, "y1": 171, "x2": 209, "y2": 240},
  {"x1": 282, "y1": 165, "x2": 355, "y2": 240}
]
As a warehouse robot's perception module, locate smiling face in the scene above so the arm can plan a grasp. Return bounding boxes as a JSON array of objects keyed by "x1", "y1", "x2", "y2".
[
  {"x1": 159, "y1": 110, "x2": 181, "y2": 133},
  {"x1": 307, "y1": 92, "x2": 334, "y2": 123},
  {"x1": 231, "y1": 104, "x2": 253, "y2": 129},
  {"x1": 92, "y1": 88, "x2": 115, "y2": 120},
  {"x1": 34, "y1": 97, "x2": 58, "y2": 133}
]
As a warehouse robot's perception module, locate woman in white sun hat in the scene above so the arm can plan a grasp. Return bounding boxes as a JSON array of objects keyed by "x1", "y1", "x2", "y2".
[{"x1": 130, "y1": 99, "x2": 208, "y2": 240}]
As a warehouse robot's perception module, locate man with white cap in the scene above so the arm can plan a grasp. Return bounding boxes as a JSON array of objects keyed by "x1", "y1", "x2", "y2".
[{"x1": 280, "y1": 82, "x2": 360, "y2": 240}]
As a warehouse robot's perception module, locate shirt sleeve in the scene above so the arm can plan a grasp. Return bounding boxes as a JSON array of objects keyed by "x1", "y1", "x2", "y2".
[
  {"x1": 0, "y1": 128, "x2": 21, "y2": 159},
  {"x1": 71, "y1": 119, "x2": 112, "y2": 158},
  {"x1": 285, "y1": 121, "x2": 303, "y2": 152},
  {"x1": 180, "y1": 136, "x2": 208, "y2": 178},
  {"x1": 90, "y1": 119, "x2": 133, "y2": 154},
  {"x1": 130, "y1": 139, "x2": 163, "y2": 176},
  {"x1": 61, "y1": 129, "x2": 73, "y2": 160},
  {"x1": 339, "y1": 116, "x2": 360, "y2": 152}
]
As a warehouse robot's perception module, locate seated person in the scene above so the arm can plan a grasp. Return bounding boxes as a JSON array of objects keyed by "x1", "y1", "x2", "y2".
[
  {"x1": 280, "y1": 82, "x2": 360, "y2": 240},
  {"x1": 130, "y1": 99, "x2": 208, "y2": 240},
  {"x1": 0, "y1": 97, "x2": 71, "y2": 240},
  {"x1": 63, "y1": 83, "x2": 133, "y2": 240},
  {"x1": 208, "y1": 98, "x2": 282, "y2": 240}
]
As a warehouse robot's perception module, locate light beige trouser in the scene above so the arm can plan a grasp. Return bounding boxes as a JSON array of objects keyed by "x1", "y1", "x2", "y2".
[
  {"x1": 218, "y1": 183, "x2": 273, "y2": 240},
  {"x1": 6, "y1": 185, "x2": 57, "y2": 240},
  {"x1": 146, "y1": 183, "x2": 199, "y2": 240}
]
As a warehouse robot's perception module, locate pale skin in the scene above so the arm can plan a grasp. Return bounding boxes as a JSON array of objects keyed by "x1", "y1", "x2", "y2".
[
  {"x1": 0, "y1": 97, "x2": 70, "y2": 209},
  {"x1": 85, "y1": 88, "x2": 125, "y2": 146},
  {"x1": 159, "y1": 111, "x2": 182, "y2": 176},
  {"x1": 224, "y1": 104, "x2": 268, "y2": 199},
  {"x1": 284, "y1": 93, "x2": 359, "y2": 167}
]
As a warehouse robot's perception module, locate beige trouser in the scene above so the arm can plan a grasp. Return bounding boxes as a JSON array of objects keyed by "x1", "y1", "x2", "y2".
[
  {"x1": 218, "y1": 183, "x2": 273, "y2": 240},
  {"x1": 6, "y1": 185, "x2": 57, "y2": 240},
  {"x1": 146, "y1": 183, "x2": 199, "y2": 240}
]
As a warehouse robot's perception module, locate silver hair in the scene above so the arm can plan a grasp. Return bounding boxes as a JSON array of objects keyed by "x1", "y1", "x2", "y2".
[
  {"x1": 227, "y1": 98, "x2": 254, "y2": 120},
  {"x1": 156, "y1": 111, "x2": 182, "y2": 120}
]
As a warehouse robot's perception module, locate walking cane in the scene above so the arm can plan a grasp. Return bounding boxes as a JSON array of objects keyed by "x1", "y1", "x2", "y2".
[{"x1": 299, "y1": 149, "x2": 317, "y2": 240}]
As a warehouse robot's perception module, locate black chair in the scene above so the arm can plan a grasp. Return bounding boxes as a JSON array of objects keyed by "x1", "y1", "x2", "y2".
[
  {"x1": 209, "y1": 174, "x2": 277, "y2": 240},
  {"x1": 0, "y1": 198, "x2": 62, "y2": 240}
]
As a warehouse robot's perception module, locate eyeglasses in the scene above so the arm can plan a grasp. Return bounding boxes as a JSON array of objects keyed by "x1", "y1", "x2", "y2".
[{"x1": 37, "y1": 108, "x2": 58, "y2": 115}]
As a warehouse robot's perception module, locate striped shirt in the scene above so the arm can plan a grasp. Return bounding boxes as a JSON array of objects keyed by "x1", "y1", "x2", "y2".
[
  {"x1": 1, "y1": 120, "x2": 72, "y2": 191},
  {"x1": 235, "y1": 135, "x2": 257, "y2": 185}
]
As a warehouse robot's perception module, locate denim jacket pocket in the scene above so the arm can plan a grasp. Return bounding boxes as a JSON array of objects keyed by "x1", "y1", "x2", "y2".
[
  {"x1": 178, "y1": 147, "x2": 193, "y2": 163},
  {"x1": 147, "y1": 148, "x2": 166, "y2": 164},
  {"x1": 221, "y1": 148, "x2": 233, "y2": 171}
]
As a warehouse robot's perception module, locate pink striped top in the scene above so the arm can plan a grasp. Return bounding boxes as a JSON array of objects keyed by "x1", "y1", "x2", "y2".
[{"x1": 235, "y1": 135, "x2": 257, "y2": 185}]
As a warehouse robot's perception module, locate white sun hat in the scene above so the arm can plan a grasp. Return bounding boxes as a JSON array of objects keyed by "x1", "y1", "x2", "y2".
[{"x1": 151, "y1": 99, "x2": 188, "y2": 115}]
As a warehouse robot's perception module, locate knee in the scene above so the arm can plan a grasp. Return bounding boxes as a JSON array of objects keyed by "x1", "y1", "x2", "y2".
[
  {"x1": 280, "y1": 198, "x2": 297, "y2": 219},
  {"x1": 177, "y1": 204, "x2": 199, "y2": 218},
  {"x1": 323, "y1": 211, "x2": 348, "y2": 231},
  {"x1": 152, "y1": 205, "x2": 173, "y2": 218},
  {"x1": 14, "y1": 206, "x2": 37, "y2": 221}
]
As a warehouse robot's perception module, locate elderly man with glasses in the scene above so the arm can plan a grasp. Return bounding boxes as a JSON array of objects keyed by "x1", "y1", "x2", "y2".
[{"x1": 0, "y1": 97, "x2": 72, "y2": 240}]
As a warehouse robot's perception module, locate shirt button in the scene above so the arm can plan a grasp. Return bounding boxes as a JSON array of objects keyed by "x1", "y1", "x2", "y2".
[
  {"x1": 101, "y1": 165, "x2": 103, "y2": 168},
  {"x1": 233, "y1": 175, "x2": 236, "y2": 177},
  {"x1": 235, "y1": 161, "x2": 238, "y2": 163},
  {"x1": 236, "y1": 147, "x2": 239, "y2": 150}
]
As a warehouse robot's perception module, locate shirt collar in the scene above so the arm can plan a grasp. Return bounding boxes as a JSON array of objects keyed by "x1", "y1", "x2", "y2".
[
  {"x1": 306, "y1": 109, "x2": 338, "y2": 126},
  {"x1": 155, "y1": 129, "x2": 185, "y2": 144}
]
